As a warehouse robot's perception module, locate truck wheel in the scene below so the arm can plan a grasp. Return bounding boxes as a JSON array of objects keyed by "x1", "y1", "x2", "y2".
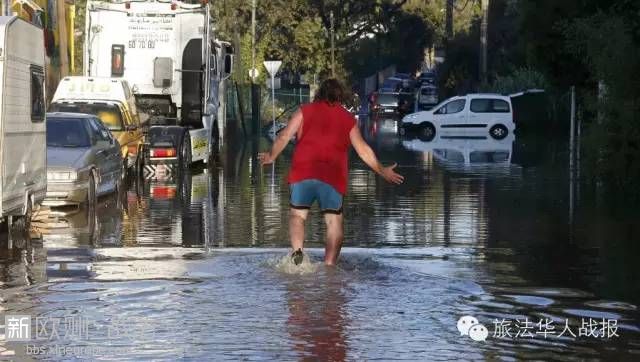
[
  {"x1": 180, "y1": 134, "x2": 192, "y2": 169},
  {"x1": 135, "y1": 149, "x2": 144, "y2": 178},
  {"x1": 12, "y1": 198, "x2": 32, "y2": 231}
]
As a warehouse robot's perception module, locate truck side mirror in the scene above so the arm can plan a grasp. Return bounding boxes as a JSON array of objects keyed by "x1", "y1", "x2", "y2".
[{"x1": 224, "y1": 54, "x2": 234, "y2": 76}]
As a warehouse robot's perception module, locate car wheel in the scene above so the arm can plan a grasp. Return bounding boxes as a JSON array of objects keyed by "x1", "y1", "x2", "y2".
[
  {"x1": 87, "y1": 173, "x2": 97, "y2": 212},
  {"x1": 489, "y1": 124, "x2": 508, "y2": 140},
  {"x1": 419, "y1": 122, "x2": 436, "y2": 141},
  {"x1": 180, "y1": 134, "x2": 192, "y2": 170}
]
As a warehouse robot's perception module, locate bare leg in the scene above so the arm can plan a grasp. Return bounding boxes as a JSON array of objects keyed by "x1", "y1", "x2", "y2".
[
  {"x1": 323, "y1": 213, "x2": 344, "y2": 266},
  {"x1": 289, "y1": 208, "x2": 308, "y2": 251}
]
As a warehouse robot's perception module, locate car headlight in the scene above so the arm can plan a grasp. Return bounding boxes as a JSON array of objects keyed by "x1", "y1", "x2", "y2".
[{"x1": 47, "y1": 171, "x2": 77, "y2": 181}]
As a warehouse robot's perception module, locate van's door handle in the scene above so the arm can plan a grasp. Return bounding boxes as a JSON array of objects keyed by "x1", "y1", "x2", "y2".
[{"x1": 24, "y1": 180, "x2": 35, "y2": 186}]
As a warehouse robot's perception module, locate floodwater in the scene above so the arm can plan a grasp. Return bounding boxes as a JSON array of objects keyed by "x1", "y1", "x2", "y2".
[{"x1": 1, "y1": 115, "x2": 639, "y2": 360}]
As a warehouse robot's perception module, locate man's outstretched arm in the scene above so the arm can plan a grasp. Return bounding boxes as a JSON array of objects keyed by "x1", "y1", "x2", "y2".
[
  {"x1": 258, "y1": 110, "x2": 303, "y2": 165},
  {"x1": 349, "y1": 126, "x2": 404, "y2": 184}
]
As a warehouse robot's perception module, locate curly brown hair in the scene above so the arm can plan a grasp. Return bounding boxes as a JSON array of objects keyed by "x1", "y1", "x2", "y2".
[{"x1": 314, "y1": 78, "x2": 349, "y2": 104}]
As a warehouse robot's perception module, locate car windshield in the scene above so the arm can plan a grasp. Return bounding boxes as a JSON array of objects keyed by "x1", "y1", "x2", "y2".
[
  {"x1": 46, "y1": 118, "x2": 91, "y2": 148},
  {"x1": 49, "y1": 102, "x2": 124, "y2": 131}
]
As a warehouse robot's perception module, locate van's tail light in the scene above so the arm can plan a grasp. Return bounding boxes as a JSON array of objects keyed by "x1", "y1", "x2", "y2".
[
  {"x1": 150, "y1": 148, "x2": 177, "y2": 158},
  {"x1": 125, "y1": 2, "x2": 130, "y2": 9},
  {"x1": 171, "y1": 2, "x2": 177, "y2": 10}
]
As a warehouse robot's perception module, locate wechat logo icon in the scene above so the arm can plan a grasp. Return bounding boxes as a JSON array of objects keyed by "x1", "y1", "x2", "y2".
[{"x1": 457, "y1": 315, "x2": 489, "y2": 342}]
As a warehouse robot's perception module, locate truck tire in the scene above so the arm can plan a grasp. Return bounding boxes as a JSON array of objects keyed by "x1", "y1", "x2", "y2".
[
  {"x1": 11, "y1": 198, "x2": 32, "y2": 231},
  {"x1": 180, "y1": 133, "x2": 192, "y2": 170}
]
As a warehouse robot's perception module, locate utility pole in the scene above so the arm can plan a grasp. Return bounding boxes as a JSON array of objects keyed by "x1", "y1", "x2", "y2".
[
  {"x1": 251, "y1": 0, "x2": 256, "y2": 78},
  {"x1": 480, "y1": 0, "x2": 489, "y2": 83},
  {"x1": 330, "y1": 11, "x2": 335, "y2": 77},
  {"x1": 250, "y1": 0, "x2": 260, "y2": 137}
]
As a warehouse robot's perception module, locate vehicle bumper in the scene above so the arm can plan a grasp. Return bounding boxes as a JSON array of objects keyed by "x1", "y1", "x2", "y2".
[{"x1": 43, "y1": 181, "x2": 89, "y2": 206}]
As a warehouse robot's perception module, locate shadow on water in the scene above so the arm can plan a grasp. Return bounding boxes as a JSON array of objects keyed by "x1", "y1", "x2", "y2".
[{"x1": 0, "y1": 115, "x2": 638, "y2": 359}]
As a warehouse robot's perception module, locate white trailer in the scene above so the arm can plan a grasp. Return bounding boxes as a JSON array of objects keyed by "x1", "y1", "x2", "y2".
[
  {"x1": 84, "y1": 0, "x2": 233, "y2": 175},
  {"x1": 0, "y1": 16, "x2": 47, "y2": 229}
]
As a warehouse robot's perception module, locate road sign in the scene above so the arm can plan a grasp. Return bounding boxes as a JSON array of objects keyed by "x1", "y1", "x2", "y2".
[
  {"x1": 248, "y1": 68, "x2": 260, "y2": 79},
  {"x1": 263, "y1": 61, "x2": 282, "y2": 77}
]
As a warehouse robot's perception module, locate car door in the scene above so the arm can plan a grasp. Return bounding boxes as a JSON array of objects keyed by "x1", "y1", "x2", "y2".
[
  {"x1": 89, "y1": 118, "x2": 120, "y2": 193},
  {"x1": 432, "y1": 98, "x2": 467, "y2": 132}
]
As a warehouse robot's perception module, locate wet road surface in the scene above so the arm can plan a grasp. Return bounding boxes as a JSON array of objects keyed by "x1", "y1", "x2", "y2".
[{"x1": 1, "y1": 116, "x2": 639, "y2": 360}]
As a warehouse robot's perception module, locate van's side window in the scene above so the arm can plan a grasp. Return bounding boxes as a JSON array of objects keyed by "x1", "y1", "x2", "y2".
[
  {"x1": 471, "y1": 99, "x2": 510, "y2": 113},
  {"x1": 436, "y1": 99, "x2": 466, "y2": 115},
  {"x1": 30, "y1": 66, "x2": 45, "y2": 122}
]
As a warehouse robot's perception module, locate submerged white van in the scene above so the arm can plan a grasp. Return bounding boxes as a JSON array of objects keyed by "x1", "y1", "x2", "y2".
[
  {"x1": 401, "y1": 93, "x2": 515, "y2": 140},
  {"x1": 0, "y1": 16, "x2": 47, "y2": 229}
]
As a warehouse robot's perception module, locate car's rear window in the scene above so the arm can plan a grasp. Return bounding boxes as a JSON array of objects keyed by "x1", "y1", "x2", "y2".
[
  {"x1": 421, "y1": 88, "x2": 437, "y2": 96},
  {"x1": 46, "y1": 118, "x2": 91, "y2": 148},
  {"x1": 49, "y1": 102, "x2": 124, "y2": 130},
  {"x1": 377, "y1": 94, "x2": 398, "y2": 104},
  {"x1": 470, "y1": 99, "x2": 511, "y2": 113}
]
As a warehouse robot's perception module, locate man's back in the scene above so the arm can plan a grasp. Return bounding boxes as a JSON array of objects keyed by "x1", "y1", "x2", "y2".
[{"x1": 288, "y1": 101, "x2": 356, "y2": 195}]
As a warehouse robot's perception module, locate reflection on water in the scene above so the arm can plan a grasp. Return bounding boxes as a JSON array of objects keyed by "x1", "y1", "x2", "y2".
[{"x1": 0, "y1": 116, "x2": 639, "y2": 359}]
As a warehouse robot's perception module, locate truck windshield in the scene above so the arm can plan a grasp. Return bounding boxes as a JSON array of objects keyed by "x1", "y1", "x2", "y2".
[
  {"x1": 46, "y1": 118, "x2": 91, "y2": 148},
  {"x1": 49, "y1": 102, "x2": 124, "y2": 131}
]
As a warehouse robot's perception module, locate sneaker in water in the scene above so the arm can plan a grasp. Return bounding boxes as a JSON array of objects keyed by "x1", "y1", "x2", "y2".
[{"x1": 291, "y1": 249, "x2": 304, "y2": 265}]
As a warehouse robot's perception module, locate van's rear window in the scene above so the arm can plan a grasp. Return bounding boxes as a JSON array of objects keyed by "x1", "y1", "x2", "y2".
[{"x1": 49, "y1": 103, "x2": 124, "y2": 131}]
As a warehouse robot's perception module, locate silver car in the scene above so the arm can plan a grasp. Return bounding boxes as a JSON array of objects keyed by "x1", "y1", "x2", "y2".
[{"x1": 44, "y1": 113, "x2": 123, "y2": 207}]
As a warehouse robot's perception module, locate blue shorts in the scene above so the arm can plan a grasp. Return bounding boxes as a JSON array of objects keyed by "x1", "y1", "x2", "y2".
[{"x1": 289, "y1": 179, "x2": 343, "y2": 214}]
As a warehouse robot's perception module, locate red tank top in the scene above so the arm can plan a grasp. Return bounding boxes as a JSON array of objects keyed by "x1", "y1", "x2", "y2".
[{"x1": 288, "y1": 101, "x2": 356, "y2": 194}]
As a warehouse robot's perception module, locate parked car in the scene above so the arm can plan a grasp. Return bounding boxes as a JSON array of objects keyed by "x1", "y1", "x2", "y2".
[
  {"x1": 417, "y1": 71, "x2": 436, "y2": 86},
  {"x1": 0, "y1": 16, "x2": 47, "y2": 230},
  {"x1": 416, "y1": 85, "x2": 439, "y2": 111},
  {"x1": 401, "y1": 94, "x2": 515, "y2": 141},
  {"x1": 371, "y1": 92, "x2": 413, "y2": 116},
  {"x1": 43, "y1": 113, "x2": 123, "y2": 208},
  {"x1": 49, "y1": 76, "x2": 145, "y2": 173},
  {"x1": 379, "y1": 77, "x2": 403, "y2": 93}
]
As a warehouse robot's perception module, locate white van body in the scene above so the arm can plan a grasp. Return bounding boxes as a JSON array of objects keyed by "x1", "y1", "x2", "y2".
[
  {"x1": 0, "y1": 16, "x2": 47, "y2": 223},
  {"x1": 402, "y1": 93, "x2": 515, "y2": 140}
]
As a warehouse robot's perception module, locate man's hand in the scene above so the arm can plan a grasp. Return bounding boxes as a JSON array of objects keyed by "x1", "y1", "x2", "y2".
[
  {"x1": 258, "y1": 152, "x2": 275, "y2": 165},
  {"x1": 380, "y1": 163, "x2": 404, "y2": 184}
]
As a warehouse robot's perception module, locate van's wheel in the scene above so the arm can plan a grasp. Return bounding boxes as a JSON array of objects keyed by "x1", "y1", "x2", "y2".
[
  {"x1": 419, "y1": 122, "x2": 436, "y2": 141},
  {"x1": 87, "y1": 173, "x2": 97, "y2": 212},
  {"x1": 489, "y1": 124, "x2": 508, "y2": 140},
  {"x1": 180, "y1": 134, "x2": 192, "y2": 170}
]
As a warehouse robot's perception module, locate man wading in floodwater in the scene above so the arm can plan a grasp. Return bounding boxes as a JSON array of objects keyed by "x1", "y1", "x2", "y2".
[{"x1": 259, "y1": 79, "x2": 404, "y2": 266}]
